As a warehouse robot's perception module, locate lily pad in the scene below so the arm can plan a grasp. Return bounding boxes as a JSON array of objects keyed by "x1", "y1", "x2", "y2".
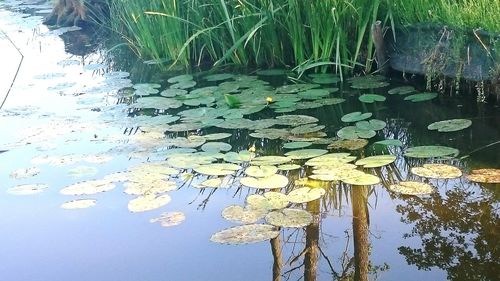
[
  {"x1": 355, "y1": 155, "x2": 397, "y2": 168},
  {"x1": 167, "y1": 74, "x2": 193, "y2": 83},
  {"x1": 222, "y1": 205, "x2": 267, "y2": 224},
  {"x1": 202, "y1": 133, "x2": 232, "y2": 141},
  {"x1": 7, "y1": 184, "x2": 48, "y2": 195},
  {"x1": 411, "y1": 164, "x2": 462, "y2": 179},
  {"x1": 388, "y1": 86, "x2": 416, "y2": 95},
  {"x1": 245, "y1": 165, "x2": 278, "y2": 178},
  {"x1": 358, "y1": 94, "x2": 386, "y2": 103},
  {"x1": 466, "y1": 169, "x2": 500, "y2": 183},
  {"x1": 210, "y1": 224, "x2": 279, "y2": 244},
  {"x1": 427, "y1": 119, "x2": 472, "y2": 132},
  {"x1": 240, "y1": 174, "x2": 289, "y2": 189},
  {"x1": 287, "y1": 187, "x2": 326, "y2": 203},
  {"x1": 389, "y1": 181, "x2": 435, "y2": 195},
  {"x1": 197, "y1": 177, "x2": 233, "y2": 189},
  {"x1": 355, "y1": 119, "x2": 386, "y2": 131},
  {"x1": 277, "y1": 164, "x2": 301, "y2": 171},
  {"x1": 61, "y1": 199, "x2": 96, "y2": 209},
  {"x1": 285, "y1": 149, "x2": 328, "y2": 160},
  {"x1": 328, "y1": 139, "x2": 368, "y2": 150},
  {"x1": 250, "y1": 128, "x2": 290, "y2": 140},
  {"x1": 265, "y1": 208, "x2": 313, "y2": 228},
  {"x1": 60, "y1": 180, "x2": 115, "y2": 195},
  {"x1": 283, "y1": 141, "x2": 312, "y2": 149},
  {"x1": 201, "y1": 142, "x2": 232, "y2": 152},
  {"x1": 404, "y1": 92, "x2": 438, "y2": 102},
  {"x1": 128, "y1": 194, "x2": 171, "y2": 212},
  {"x1": 298, "y1": 89, "x2": 330, "y2": 100},
  {"x1": 150, "y1": 211, "x2": 186, "y2": 227},
  {"x1": 256, "y1": 69, "x2": 286, "y2": 76},
  {"x1": 251, "y1": 156, "x2": 292, "y2": 166},
  {"x1": 341, "y1": 170, "x2": 380, "y2": 185},
  {"x1": 205, "y1": 73, "x2": 234, "y2": 82},
  {"x1": 124, "y1": 180, "x2": 177, "y2": 195},
  {"x1": 374, "y1": 139, "x2": 403, "y2": 147},
  {"x1": 246, "y1": 192, "x2": 289, "y2": 210},
  {"x1": 194, "y1": 163, "x2": 241, "y2": 176},
  {"x1": 337, "y1": 126, "x2": 376, "y2": 140},
  {"x1": 305, "y1": 153, "x2": 357, "y2": 166},
  {"x1": 404, "y1": 146, "x2": 459, "y2": 158},
  {"x1": 290, "y1": 124, "x2": 325, "y2": 135},
  {"x1": 275, "y1": 115, "x2": 318, "y2": 126},
  {"x1": 9, "y1": 167, "x2": 41, "y2": 179},
  {"x1": 341, "y1": 112, "x2": 373, "y2": 123},
  {"x1": 223, "y1": 151, "x2": 255, "y2": 163}
]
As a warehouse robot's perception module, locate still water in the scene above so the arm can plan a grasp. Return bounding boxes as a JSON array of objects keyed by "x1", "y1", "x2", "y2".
[{"x1": 0, "y1": 2, "x2": 498, "y2": 281}]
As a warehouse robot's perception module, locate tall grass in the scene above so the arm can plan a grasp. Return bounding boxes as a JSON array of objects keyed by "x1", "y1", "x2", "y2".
[{"x1": 108, "y1": 0, "x2": 498, "y2": 74}]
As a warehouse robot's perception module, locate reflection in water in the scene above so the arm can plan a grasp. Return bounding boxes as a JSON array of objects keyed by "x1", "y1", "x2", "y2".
[
  {"x1": 396, "y1": 182, "x2": 500, "y2": 280},
  {"x1": 352, "y1": 186, "x2": 370, "y2": 281},
  {"x1": 304, "y1": 199, "x2": 320, "y2": 281}
]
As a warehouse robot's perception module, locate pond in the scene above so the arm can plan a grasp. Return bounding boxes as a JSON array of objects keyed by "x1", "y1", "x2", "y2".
[{"x1": 0, "y1": 2, "x2": 499, "y2": 281}]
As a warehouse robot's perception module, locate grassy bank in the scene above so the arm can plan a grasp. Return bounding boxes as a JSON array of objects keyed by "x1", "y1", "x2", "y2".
[{"x1": 109, "y1": 0, "x2": 498, "y2": 75}]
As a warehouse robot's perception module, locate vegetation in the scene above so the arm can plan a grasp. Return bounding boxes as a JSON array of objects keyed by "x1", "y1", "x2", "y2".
[{"x1": 108, "y1": 0, "x2": 499, "y2": 75}]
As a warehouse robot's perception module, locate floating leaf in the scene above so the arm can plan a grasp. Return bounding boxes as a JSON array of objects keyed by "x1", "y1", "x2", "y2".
[
  {"x1": 150, "y1": 211, "x2": 186, "y2": 227},
  {"x1": 202, "y1": 133, "x2": 232, "y2": 141},
  {"x1": 61, "y1": 199, "x2": 96, "y2": 209},
  {"x1": 285, "y1": 149, "x2": 328, "y2": 160},
  {"x1": 355, "y1": 119, "x2": 386, "y2": 131},
  {"x1": 358, "y1": 94, "x2": 386, "y2": 103},
  {"x1": 10, "y1": 167, "x2": 41, "y2": 179},
  {"x1": 466, "y1": 169, "x2": 500, "y2": 183},
  {"x1": 256, "y1": 69, "x2": 286, "y2": 76},
  {"x1": 205, "y1": 73, "x2": 234, "y2": 82},
  {"x1": 328, "y1": 139, "x2": 368, "y2": 150},
  {"x1": 251, "y1": 156, "x2": 291, "y2": 166},
  {"x1": 194, "y1": 163, "x2": 241, "y2": 176},
  {"x1": 374, "y1": 139, "x2": 403, "y2": 147},
  {"x1": 245, "y1": 165, "x2": 278, "y2": 178},
  {"x1": 60, "y1": 180, "x2": 115, "y2": 195},
  {"x1": 298, "y1": 89, "x2": 330, "y2": 100},
  {"x1": 7, "y1": 184, "x2": 48, "y2": 195},
  {"x1": 250, "y1": 128, "x2": 290, "y2": 140},
  {"x1": 275, "y1": 115, "x2": 318, "y2": 126},
  {"x1": 128, "y1": 194, "x2": 171, "y2": 212},
  {"x1": 290, "y1": 124, "x2": 325, "y2": 135},
  {"x1": 411, "y1": 164, "x2": 462, "y2": 179},
  {"x1": 404, "y1": 92, "x2": 438, "y2": 102},
  {"x1": 167, "y1": 74, "x2": 193, "y2": 83},
  {"x1": 222, "y1": 205, "x2": 267, "y2": 224},
  {"x1": 389, "y1": 181, "x2": 435, "y2": 195},
  {"x1": 240, "y1": 174, "x2": 289, "y2": 189},
  {"x1": 210, "y1": 224, "x2": 279, "y2": 244},
  {"x1": 341, "y1": 112, "x2": 372, "y2": 123},
  {"x1": 341, "y1": 170, "x2": 380, "y2": 185},
  {"x1": 246, "y1": 192, "x2": 289, "y2": 210},
  {"x1": 201, "y1": 142, "x2": 232, "y2": 152},
  {"x1": 224, "y1": 94, "x2": 241, "y2": 108},
  {"x1": 388, "y1": 86, "x2": 416, "y2": 95},
  {"x1": 265, "y1": 208, "x2": 313, "y2": 228},
  {"x1": 404, "y1": 146, "x2": 459, "y2": 158},
  {"x1": 355, "y1": 155, "x2": 396, "y2": 168},
  {"x1": 124, "y1": 180, "x2": 177, "y2": 195},
  {"x1": 277, "y1": 164, "x2": 301, "y2": 171},
  {"x1": 305, "y1": 153, "x2": 356, "y2": 166},
  {"x1": 337, "y1": 126, "x2": 376, "y2": 140},
  {"x1": 197, "y1": 177, "x2": 232, "y2": 189},
  {"x1": 287, "y1": 187, "x2": 325, "y2": 203},
  {"x1": 427, "y1": 119, "x2": 472, "y2": 132},
  {"x1": 223, "y1": 151, "x2": 255, "y2": 163},
  {"x1": 283, "y1": 141, "x2": 312, "y2": 149}
]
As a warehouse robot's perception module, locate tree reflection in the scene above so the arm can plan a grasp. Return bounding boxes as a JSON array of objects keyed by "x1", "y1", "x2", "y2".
[{"x1": 396, "y1": 183, "x2": 500, "y2": 280}]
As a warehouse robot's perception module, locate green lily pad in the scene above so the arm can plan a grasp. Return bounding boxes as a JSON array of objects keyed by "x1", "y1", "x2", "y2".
[
  {"x1": 171, "y1": 80, "x2": 197, "y2": 89},
  {"x1": 298, "y1": 89, "x2": 330, "y2": 100},
  {"x1": 60, "y1": 180, "x2": 115, "y2": 195},
  {"x1": 256, "y1": 69, "x2": 286, "y2": 76},
  {"x1": 283, "y1": 141, "x2": 312, "y2": 149},
  {"x1": 467, "y1": 169, "x2": 500, "y2": 183},
  {"x1": 167, "y1": 154, "x2": 216, "y2": 169},
  {"x1": 341, "y1": 112, "x2": 373, "y2": 123},
  {"x1": 277, "y1": 83, "x2": 318, "y2": 94},
  {"x1": 197, "y1": 177, "x2": 232, "y2": 189},
  {"x1": 124, "y1": 180, "x2": 177, "y2": 195},
  {"x1": 311, "y1": 76, "x2": 340, "y2": 84},
  {"x1": 251, "y1": 156, "x2": 292, "y2": 166},
  {"x1": 285, "y1": 149, "x2": 328, "y2": 160},
  {"x1": 290, "y1": 124, "x2": 325, "y2": 135},
  {"x1": 223, "y1": 151, "x2": 255, "y2": 163},
  {"x1": 194, "y1": 163, "x2": 241, "y2": 176},
  {"x1": 240, "y1": 174, "x2": 289, "y2": 189},
  {"x1": 374, "y1": 139, "x2": 403, "y2": 147},
  {"x1": 287, "y1": 187, "x2": 326, "y2": 203},
  {"x1": 355, "y1": 155, "x2": 396, "y2": 168},
  {"x1": 404, "y1": 146, "x2": 459, "y2": 158},
  {"x1": 355, "y1": 119, "x2": 386, "y2": 131},
  {"x1": 224, "y1": 94, "x2": 241, "y2": 108},
  {"x1": 389, "y1": 181, "x2": 435, "y2": 195},
  {"x1": 250, "y1": 128, "x2": 290, "y2": 140},
  {"x1": 337, "y1": 126, "x2": 376, "y2": 140},
  {"x1": 7, "y1": 184, "x2": 48, "y2": 195},
  {"x1": 246, "y1": 192, "x2": 289, "y2": 210},
  {"x1": 61, "y1": 199, "x2": 96, "y2": 209},
  {"x1": 341, "y1": 170, "x2": 380, "y2": 185},
  {"x1": 358, "y1": 94, "x2": 386, "y2": 103},
  {"x1": 201, "y1": 142, "x2": 232, "y2": 152},
  {"x1": 210, "y1": 224, "x2": 279, "y2": 244},
  {"x1": 265, "y1": 208, "x2": 313, "y2": 228},
  {"x1": 305, "y1": 153, "x2": 356, "y2": 167},
  {"x1": 202, "y1": 133, "x2": 232, "y2": 141},
  {"x1": 404, "y1": 92, "x2": 438, "y2": 102},
  {"x1": 245, "y1": 165, "x2": 278, "y2": 178},
  {"x1": 205, "y1": 73, "x2": 234, "y2": 81},
  {"x1": 328, "y1": 139, "x2": 368, "y2": 150},
  {"x1": 132, "y1": 97, "x2": 183, "y2": 110},
  {"x1": 427, "y1": 119, "x2": 472, "y2": 132},
  {"x1": 128, "y1": 194, "x2": 171, "y2": 213},
  {"x1": 167, "y1": 136, "x2": 206, "y2": 148},
  {"x1": 277, "y1": 164, "x2": 301, "y2": 171},
  {"x1": 275, "y1": 115, "x2": 319, "y2": 126},
  {"x1": 150, "y1": 212, "x2": 186, "y2": 227},
  {"x1": 388, "y1": 86, "x2": 416, "y2": 95},
  {"x1": 350, "y1": 76, "x2": 389, "y2": 89},
  {"x1": 222, "y1": 205, "x2": 267, "y2": 224},
  {"x1": 411, "y1": 164, "x2": 462, "y2": 179},
  {"x1": 167, "y1": 74, "x2": 193, "y2": 83}
]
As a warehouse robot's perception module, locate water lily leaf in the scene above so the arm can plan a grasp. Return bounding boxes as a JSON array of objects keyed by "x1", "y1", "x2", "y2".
[
  {"x1": 374, "y1": 139, "x2": 403, "y2": 147},
  {"x1": 287, "y1": 187, "x2": 325, "y2": 203},
  {"x1": 167, "y1": 136, "x2": 206, "y2": 148},
  {"x1": 388, "y1": 86, "x2": 416, "y2": 95},
  {"x1": 167, "y1": 74, "x2": 193, "y2": 83},
  {"x1": 341, "y1": 170, "x2": 380, "y2": 185},
  {"x1": 404, "y1": 92, "x2": 438, "y2": 102},
  {"x1": 194, "y1": 163, "x2": 241, "y2": 176},
  {"x1": 68, "y1": 166, "x2": 99, "y2": 178},
  {"x1": 165, "y1": 122, "x2": 204, "y2": 132},
  {"x1": 285, "y1": 149, "x2": 328, "y2": 160},
  {"x1": 257, "y1": 69, "x2": 286, "y2": 76},
  {"x1": 298, "y1": 89, "x2": 330, "y2": 100},
  {"x1": 216, "y1": 118, "x2": 255, "y2": 129},
  {"x1": 201, "y1": 142, "x2": 232, "y2": 152},
  {"x1": 150, "y1": 211, "x2": 186, "y2": 227},
  {"x1": 466, "y1": 169, "x2": 500, "y2": 183},
  {"x1": 124, "y1": 180, "x2": 177, "y2": 195},
  {"x1": 427, "y1": 119, "x2": 472, "y2": 132},
  {"x1": 251, "y1": 156, "x2": 292, "y2": 166},
  {"x1": 240, "y1": 174, "x2": 289, "y2": 189},
  {"x1": 245, "y1": 165, "x2": 278, "y2": 178},
  {"x1": 277, "y1": 164, "x2": 301, "y2": 171},
  {"x1": 265, "y1": 208, "x2": 313, "y2": 228},
  {"x1": 305, "y1": 153, "x2": 356, "y2": 166},
  {"x1": 210, "y1": 224, "x2": 279, "y2": 244},
  {"x1": 223, "y1": 151, "x2": 255, "y2": 163},
  {"x1": 310, "y1": 163, "x2": 358, "y2": 181},
  {"x1": 317, "y1": 97, "x2": 345, "y2": 105},
  {"x1": 167, "y1": 154, "x2": 216, "y2": 169},
  {"x1": 283, "y1": 141, "x2": 312, "y2": 149},
  {"x1": 350, "y1": 76, "x2": 389, "y2": 89},
  {"x1": 246, "y1": 192, "x2": 289, "y2": 210},
  {"x1": 290, "y1": 124, "x2": 325, "y2": 135},
  {"x1": 10, "y1": 167, "x2": 41, "y2": 179},
  {"x1": 404, "y1": 146, "x2": 459, "y2": 158},
  {"x1": 202, "y1": 133, "x2": 232, "y2": 141},
  {"x1": 355, "y1": 119, "x2": 386, "y2": 131},
  {"x1": 205, "y1": 73, "x2": 234, "y2": 82},
  {"x1": 171, "y1": 80, "x2": 196, "y2": 89},
  {"x1": 358, "y1": 94, "x2": 386, "y2": 103},
  {"x1": 222, "y1": 205, "x2": 267, "y2": 224},
  {"x1": 275, "y1": 115, "x2": 319, "y2": 126},
  {"x1": 411, "y1": 164, "x2": 462, "y2": 179},
  {"x1": 276, "y1": 83, "x2": 318, "y2": 94},
  {"x1": 389, "y1": 181, "x2": 435, "y2": 195},
  {"x1": 250, "y1": 128, "x2": 290, "y2": 140},
  {"x1": 337, "y1": 126, "x2": 376, "y2": 140},
  {"x1": 341, "y1": 112, "x2": 372, "y2": 123},
  {"x1": 355, "y1": 155, "x2": 396, "y2": 168},
  {"x1": 197, "y1": 177, "x2": 233, "y2": 189},
  {"x1": 311, "y1": 75, "x2": 340, "y2": 84},
  {"x1": 224, "y1": 94, "x2": 241, "y2": 108},
  {"x1": 60, "y1": 180, "x2": 115, "y2": 195},
  {"x1": 328, "y1": 139, "x2": 368, "y2": 150},
  {"x1": 7, "y1": 184, "x2": 48, "y2": 195},
  {"x1": 132, "y1": 97, "x2": 183, "y2": 110},
  {"x1": 61, "y1": 199, "x2": 96, "y2": 209},
  {"x1": 128, "y1": 194, "x2": 171, "y2": 212}
]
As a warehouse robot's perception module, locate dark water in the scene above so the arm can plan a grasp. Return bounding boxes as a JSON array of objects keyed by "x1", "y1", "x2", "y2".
[{"x1": 0, "y1": 2, "x2": 498, "y2": 281}]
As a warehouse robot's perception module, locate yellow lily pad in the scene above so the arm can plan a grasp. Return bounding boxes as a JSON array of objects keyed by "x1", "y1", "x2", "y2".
[
  {"x1": 287, "y1": 187, "x2": 326, "y2": 203},
  {"x1": 328, "y1": 139, "x2": 368, "y2": 150},
  {"x1": 245, "y1": 165, "x2": 278, "y2": 178},
  {"x1": 60, "y1": 180, "x2": 116, "y2": 195},
  {"x1": 128, "y1": 194, "x2": 171, "y2": 212},
  {"x1": 389, "y1": 181, "x2": 435, "y2": 195},
  {"x1": 240, "y1": 174, "x2": 289, "y2": 189},
  {"x1": 150, "y1": 212, "x2": 186, "y2": 227},
  {"x1": 466, "y1": 169, "x2": 500, "y2": 183},
  {"x1": 265, "y1": 208, "x2": 313, "y2": 228},
  {"x1": 210, "y1": 224, "x2": 279, "y2": 244},
  {"x1": 222, "y1": 205, "x2": 267, "y2": 224},
  {"x1": 355, "y1": 155, "x2": 396, "y2": 168},
  {"x1": 246, "y1": 192, "x2": 289, "y2": 210},
  {"x1": 411, "y1": 164, "x2": 462, "y2": 179}
]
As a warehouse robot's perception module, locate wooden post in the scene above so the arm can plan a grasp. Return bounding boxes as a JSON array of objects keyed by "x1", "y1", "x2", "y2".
[{"x1": 371, "y1": 20, "x2": 388, "y2": 75}]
